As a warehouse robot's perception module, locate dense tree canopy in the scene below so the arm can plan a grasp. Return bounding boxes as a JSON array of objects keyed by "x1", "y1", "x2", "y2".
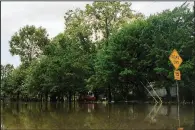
[
  {"x1": 90, "y1": 4, "x2": 195, "y2": 101},
  {"x1": 1, "y1": 2, "x2": 194, "y2": 103}
]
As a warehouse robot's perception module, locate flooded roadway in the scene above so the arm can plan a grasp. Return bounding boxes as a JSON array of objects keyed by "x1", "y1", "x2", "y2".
[{"x1": 1, "y1": 102, "x2": 194, "y2": 130}]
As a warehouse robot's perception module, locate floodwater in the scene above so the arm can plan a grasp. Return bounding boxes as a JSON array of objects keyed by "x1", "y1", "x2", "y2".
[{"x1": 1, "y1": 102, "x2": 194, "y2": 130}]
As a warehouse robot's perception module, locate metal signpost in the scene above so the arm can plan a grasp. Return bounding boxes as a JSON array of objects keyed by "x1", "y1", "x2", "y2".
[
  {"x1": 169, "y1": 49, "x2": 183, "y2": 130},
  {"x1": 169, "y1": 49, "x2": 183, "y2": 104}
]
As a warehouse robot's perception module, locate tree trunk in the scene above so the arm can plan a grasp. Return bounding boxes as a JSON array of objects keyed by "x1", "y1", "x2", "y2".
[
  {"x1": 134, "y1": 84, "x2": 146, "y2": 101},
  {"x1": 105, "y1": 17, "x2": 109, "y2": 44},
  {"x1": 68, "y1": 91, "x2": 72, "y2": 103},
  {"x1": 17, "y1": 92, "x2": 20, "y2": 101},
  {"x1": 74, "y1": 93, "x2": 76, "y2": 102},
  {"x1": 16, "y1": 102, "x2": 19, "y2": 113},
  {"x1": 3, "y1": 94, "x2": 5, "y2": 102},
  {"x1": 108, "y1": 84, "x2": 112, "y2": 102},
  {"x1": 126, "y1": 85, "x2": 129, "y2": 101},
  {"x1": 45, "y1": 92, "x2": 48, "y2": 102},
  {"x1": 57, "y1": 95, "x2": 64, "y2": 102},
  {"x1": 66, "y1": 95, "x2": 69, "y2": 102},
  {"x1": 94, "y1": 91, "x2": 98, "y2": 101},
  {"x1": 40, "y1": 94, "x2": 43, "y2": 102},
  {"x1": 68, "y1": 103, "x2": 72, "y2": 112},
  {"x1": 166, "y1": 105, "x2": 171, "y2": 116},
  {"x1": 50, "y1": 95, "x2": 57, "y2": 102},
  {"x1": 165, "y1": 86, "x2": 171, "y2": 102},
  {"x1": 45, "y1": 101, "x2": 48, "y2": 111}
]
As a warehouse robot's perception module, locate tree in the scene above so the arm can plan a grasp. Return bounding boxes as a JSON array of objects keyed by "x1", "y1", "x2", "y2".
[
  {"x1": 64, "y1": 8, "x2": 95, "y2": 54},
  {"x1": 1, "y1": 64, "x2": 14, "y2": 97},
  {"x1": 9, "y1": 25, "x2": 50, "y2": 64},
  {"x1": 1, "y1": 64, "x2": 27, "y2": 101},
  {"x1": 48, "y1": 34, "x2": 90, "y2": 102},
  {"x1": 24, "y1": 56, "x2": 55, "y2": 101},
  {"x1": 26, "y1": 33, "x2": 90, "y2": 102},
  {"x1": 85, "y1": 1, "x2": 144, "y2": 42},
  {"x1": 93, "y1": 20, "x2": 153, "y2": 101},
  {"x1": 84, "y1": 2, "x2": 144, "y2": 102},
  {"x1": 1, "y1": 64, "x2": 14, "y2": 80},
  {"x1": 64, "y1": 2, "x2": 144, "y2": 49}
]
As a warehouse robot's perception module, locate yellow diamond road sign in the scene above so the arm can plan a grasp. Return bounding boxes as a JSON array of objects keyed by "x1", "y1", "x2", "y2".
[{"x1": 169, "y1": 49, "x2": 183, "y2": 70}]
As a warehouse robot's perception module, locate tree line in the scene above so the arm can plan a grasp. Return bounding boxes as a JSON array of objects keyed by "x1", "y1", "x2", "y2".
[{"x1": 1, "y1": 2, "x2": 195, "y2": 103}]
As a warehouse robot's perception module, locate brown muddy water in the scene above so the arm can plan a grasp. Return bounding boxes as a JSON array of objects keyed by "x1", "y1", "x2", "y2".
[{"x1": 1, "y1": 102, "x2": 194, "y2": 130}]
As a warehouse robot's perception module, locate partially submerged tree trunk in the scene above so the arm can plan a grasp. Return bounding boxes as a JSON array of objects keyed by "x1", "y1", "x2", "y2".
[
  {"x1": 166, "y1": 105, "x2": 171, "y2": 116},
  {"x1": 40, "y1": 94, "x2": 43, "y2": 102},
  {"x1": 16, "y1": 102, "x2": 19, "y2": 113},
  {"x1": 45, "y1": 92, "x2": 48, "y2": 102},
  {"x1": 17, "y1": 92, "x2": 20, "y2": 101},
  {"x1": 50, "y1": 95, "x2": 57, "y2": 102},
  {"x1": 134, "y1": 84, "x2": 146, "y2": 101},
  {"x1": 108, "y1": 84, "x2": 112, "y2": 102},
  {"x1": 68, "y1": 91, "x2": 72, "y2": 103},
  {"x1": 94, "y1": 91, "x2": 98, "y2": 101},
  {"x1": 45, "y1": 101, "x2": 48, "y2": 111},
  {"x1": 165, "y1": 86, "x2": 171, "y2": 102},
  {"x1": 57, "y1": 94, "x2": 64, "y2": 102},
  {"x1": 74, "y1": 93, "x2": 76, "y2": 102}
]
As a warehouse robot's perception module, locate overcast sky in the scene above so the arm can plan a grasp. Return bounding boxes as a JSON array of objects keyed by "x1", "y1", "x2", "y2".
[{"x1": 1, "y1": 1, "x2": 193, "y2": 67}]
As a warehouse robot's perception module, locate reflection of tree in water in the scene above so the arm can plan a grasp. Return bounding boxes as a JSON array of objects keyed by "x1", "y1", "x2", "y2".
[
  {"x1": 166, "y1": 105, "x2": 171, "y2": 116},
  {"x1": 1, "y1": 103, "x2": 194, "y2": 129}
]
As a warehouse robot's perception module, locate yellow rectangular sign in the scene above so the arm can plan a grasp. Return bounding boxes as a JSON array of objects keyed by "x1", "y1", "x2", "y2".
[{"x1": 174, "y1": 70, "x2": 181, "y2": 80}]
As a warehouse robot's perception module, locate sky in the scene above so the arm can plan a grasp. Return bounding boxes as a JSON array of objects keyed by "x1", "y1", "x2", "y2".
[{"x1": 1, "y1": 1, "x2": 194, "y2": 67}]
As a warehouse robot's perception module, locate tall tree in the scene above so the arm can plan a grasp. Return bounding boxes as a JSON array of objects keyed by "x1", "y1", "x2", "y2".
[
  {"x1": 9, "y1": 25, "x2": 50, "y2": 64},
  {"x1": 64, "y1": 2, "x2": 144, "y2": 49},
  {"x1": 85, "y1": 1, "x2": 144, "y2": 102},
  {"x1": 85, "y1": 1, "x2": 144, "y2": 42}
]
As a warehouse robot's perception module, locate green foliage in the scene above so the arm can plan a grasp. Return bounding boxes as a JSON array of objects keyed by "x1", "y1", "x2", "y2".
[
  {"x1": 1, "y1": 64, "x2": 27, "y2": 99},
  {"x1": 89, "y1": 4, "x2": 194, "y2": 101},
  {"x1": 3, "y1": 3, "x2": 195, "y2": 102},
  {"x1": 9, "y1": 25, "x2": 50, "y2": 63},
  {"x1": 64, "y1": 1, "x2": 143, "y2": 48},
  {"x1": 85, "y1": 2, "x2": 144, "y2": 40},
  {"x1": 1, "y1": 64, "x2": 14, "y2": 96},
  {"x1": 25, "y1": 33, "x2": 90, "y2": 99},
  {"x1": 1, "y1": 64, "x2": 14, "y2": 80}
]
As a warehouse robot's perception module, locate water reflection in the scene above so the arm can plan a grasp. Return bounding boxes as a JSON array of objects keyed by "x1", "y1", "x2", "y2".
[{"x1": 1, "y1": 102, "x2": 194, "y2": 129}]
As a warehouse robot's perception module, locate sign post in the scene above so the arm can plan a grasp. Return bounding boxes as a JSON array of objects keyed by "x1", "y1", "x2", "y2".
[
  {"x1": 169, "y1": 49, "x2": 183, "y2": 103},
  {"x1": 169, "y1": 49, "x2": 183, "y2": 130}
]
